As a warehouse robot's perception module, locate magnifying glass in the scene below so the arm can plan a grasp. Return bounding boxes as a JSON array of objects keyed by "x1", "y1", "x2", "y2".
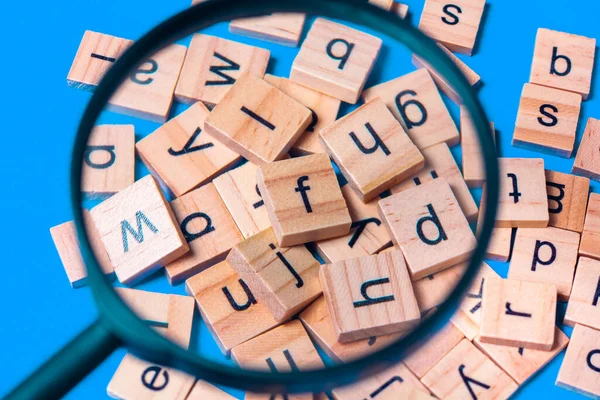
[{"x1": 7, "y1": 0, "x2": 497, "y2": 398}]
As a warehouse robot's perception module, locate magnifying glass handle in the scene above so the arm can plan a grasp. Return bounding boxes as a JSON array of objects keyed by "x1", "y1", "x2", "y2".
[{"x1": 5, "y1": 319, "x2": 121, "y2": 400}]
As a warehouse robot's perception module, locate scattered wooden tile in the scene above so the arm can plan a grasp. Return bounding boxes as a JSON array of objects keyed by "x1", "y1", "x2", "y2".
[
  {"x1": 512, "y1": 83, "x2": 582, "y2": 157},
  {"x1": 227, "y1": 228, "x2": 322, "y2": 321},
  {"x1": 412, "y1": 262, "x2": 468, "y2": 313},
  {"x1": 573, "y1": 118, "x2": 600, "y2": 181},
  {"x1": 165, "y1": 183, "x2": 243, "y2": 285},
  {"x1": 369, "y1": 0, "x2": 410, "y2": 19},
  {"x1": 320, "y1": 250, "x2": 420, "y2": 342},
  {"x1": 480, "y1": 279, "x2": 557, "y2": 350},
  {"x1": 362, "y1": 69, "x2": 460, "y2": 150},
  {"x1": 185, "y1": 259, "x2": 280, "y2": 355},
  {"x1": 290, "y1": 18, "x2": 382, "y2": 104},
  {"x1": 495, "y1": 158, "x2": 549, "y2": 228},
  {"x1": 81, "y1": 124, "x2": 135, "y2": 198},
  {"x1": 418, "y1": 0, "x2": 486, "y2": 55},
  {"x1": 379, "y1": 178, "x2": 477, "y2": 280},
  {"x1": 174, "y1": 34, "x2": 270, "y2": 107},
  {"x1": 136, "y1": 102, "x2": 240, "y2": 198},
  {"x1": 390, "y1": 142, "x2": 478, "y2": 222},
  {"x1": 545, "y1": 170, "x2": 590, "y2": 233},
  {"x1": 564, "y1": 257, "x2": 600, "y2": 329},
  {"x1": 264, "y1": 75, "x2": 341, "y2": 155},
  {"x1": 556, "y1": 324, "x2": 600, "y2": 397},
  {"x1": 530, "y1": 28, "x2": 596, "y2": 100},
  {"x1": 477, "y1": 188, "x2": 513, "y2": 262},
  {"x1": 579, "y1": 193, "x2": 600, "y2": 260},
  {"x1": 422, "y1": 339, "x2": 518, "y2": 399},
  {"x1": 475, "y1": 327, "x2": 569, "y2": 385},
  {"x1": 257, "y1": 154, "x2": 352, "y2": 246},
  {"x1": 186, "y1": 381, "x2": 236, "y2": 400},
  {"x1": 460, "y1": 106, "x2": 495, "y2": 187},
  {"x1": 229, "y1": 14, "x2": 306, "y2": 46}
]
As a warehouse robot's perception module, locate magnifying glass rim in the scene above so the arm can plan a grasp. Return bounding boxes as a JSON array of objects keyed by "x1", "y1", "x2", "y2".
[{"x1": 73, "y1": 0, "x2": 499, "y2": 394}]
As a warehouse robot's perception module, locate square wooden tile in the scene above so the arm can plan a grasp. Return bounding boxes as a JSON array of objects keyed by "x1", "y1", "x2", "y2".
[
  {"x1": 496, "y1": 158, "x2": 549, "y2": 228},
  {"x1": 186, "y1": 381, "x2": 236, "y2": 400},
  {"x1": 390, "y1": 142, "x2": 478, "y2": 222},
  {"x1": 530, "y1": 28, "x2": 596, "y2": 100},
  {"x1": 512, "y1": 83, "x2": 582, "y2": 157},
  {"x1": 362, "y1": 69, "x2": 460, "y2": 150},
  {"x1": 545, "y1": 170, "x2": 590, "y2": 232},
  {"x1": 369, "y1": 0, "x2": 409, "y2": 19},
  {"x1": 81, "y1": 124, "x2": 135, "y2": 198},
  {"x1": 565, "y1": 257, "x2": 600, "y2": 329},
  {"x1": 227, "y1": 228, "x2": 322, "y2": 321},
  {"x1": 573, "y1": 118, "x2": 600, "y2": 181},
  {"x1": 204, "y1": 73, "x2": 311, "y2": 165},
  {"x1": 320, "y1": 98, "x2": 424, "y2": 202},
  {"x1": 264, "y1": 75, "x2": 341, "y2": 155},
  {"x1": 290, "y1": 18, "x2": 382, "y2": 104},
  {"x1": 556, "y1": 324, "x2": 600, "y2": 397},
  {"x1": 379, "y1": 178, "x2": 477, "y2": 280},
  {"x1": 136, "y1": 102, "x2": 241, "y2": 198},
  {"x1": 412, "y1": 262, "x2": 468, "y2": 313},
  {"x1": 229, "y1": 14, "x2": 306, "y2": 46},
  {"x1": 174, "y1": 34, "x2": 270, "y2": 107},
  {"x1": 508, "y1": 227, "x2": 580, "y2": 301},
  {"x1": 320, "y1": 250, "x2": 420, "y2": 342},
  {"x1": 460, "y1": 106, "x2": 495, "y2": 187},
  {"x1": 418, "y1": 0, "x2": 486, "y2": 55},
  {"x1": 257, "y1": 154, "x2": 352, "y2": 246},
  {"x1": 477, "y1": 188, "x2": 513, "y2": 262},
  {"x1": 90, "y1": 176, "x2": 188, "y2": 285},
  {"x1": 579, "y1": 193, "x2": 600, "y2": 260},
  {"x1": 480, "y1": 279, "x2": 557, "y2": 350},
  {"x1": 165, "y1": 183, "x2": 243, "y2": 285}
]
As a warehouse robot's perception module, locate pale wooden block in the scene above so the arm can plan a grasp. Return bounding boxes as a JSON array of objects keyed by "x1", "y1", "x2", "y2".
[
  {"x1": 363, "y1": 69, "x2": 460, "y2": 150},
  {"x1": 186, "y1": 381, "x2": 235, "y2": 400},
  {"x1": 319, "y1": 250, "x2": 420, "y2": 342},
  {"x1": 508, "y1": 227, "x2": 580, "y2": 301},
  {"x1": 379, "y1": 178, "x2": 477, "y2": 280},
  {"x1": 174, "y1": 34, "x2": 270, "y2": 107},
  {"x1": 475, "y1": 327, "x2": 569, "y2": 385},
  {"x1": 418, "y1": 0, "x2": 486, "y2": 55},
  {"x1": 451, "y1": 308, "x2": 480, "y2": 341},
  {"x1": 573, "y1": 118, "x2": 600, "y2": 181},
  {"x1": 390, "y1": 142, "x2": 478, "y2": 222},
  {"x1": 565, "y1": 257, "x2": 600, "y2": 329},
  {"x1": 496, "y1": 158, "x2": 549, "y2": 228},
  {"x1": 320, "y1": 98, "x2": 424, "y2": 202},
  {"x1": 290, "y1": 18, "x2": 382, "y2": 104},
  {"x1": 556, "y1": 324, "x2": 600, "y2": 397},
  {"x1": 545, "y1": 170, "x2": 590, "y2": 233},
  {"x1": 136, "y1": 102, "x2": 241, "y2": 197},
  {"x1": 512, "y1": 83, "x2": 582, "y2": 157},
  {"x1": 264, "y1": 75, "x2": 341, "y2": 155},
  {"x1": 204, "y1": 73, "x2": 311, "y2": 165},
  {"x1": 480, "y1": 279, "x2": 557, "y2": 350},
  {"x1": 579, "y1": 193, "x2": 600, "y2": 260},
  {"x1": 213, "y1": 162, "x2": 271, "y2": 239},
  {"x1": 227, "y1": 228, "x2": 322, "y2": 321},
  {"x1": 49, "y1": 210, "x2": 114, "y2": 288},
  {"x1": 460, "y1": 106, "x2": 495, "y2": 187},
  {"x1": 369, "y1": 0, "x2": 410, "y2": 19},
  {"x1": 422, "y1": 339, "x2": 518, "y2": 400},
  {"x1": 81, "y1": 124, "x2": 135, "y2": 198},
  {"x1": 530, "y1": 28, "x2": 596, "y2": 100},
  {"x1": 165, "y1": 183, "x2": 243, "y2": 285},
  {"x1": 413, "y1": 43, "x2": 481, "y2": 104},
  {"x1": 90, "y1": 176, "x2": 188, "y2": 285},
  {"x1": 257, "y1": 154, "x2": 352, "y2": 246},
  {"x1": 315, "y1": 185, "x2": 392, "y2": 264},
  {"x1": 477, "y1": 188, "x2": 513, "y2": 262},
  {"x1": 412, "y1": 262, "x2": 468, "y2": 313},
  {"x1": 229, "y1": 14, "x2": 306, "y2": 47}
]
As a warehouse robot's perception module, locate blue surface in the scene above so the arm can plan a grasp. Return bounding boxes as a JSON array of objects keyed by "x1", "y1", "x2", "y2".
[{"x1": 2, "y1": 0, "x2": 600, "y2": 398}]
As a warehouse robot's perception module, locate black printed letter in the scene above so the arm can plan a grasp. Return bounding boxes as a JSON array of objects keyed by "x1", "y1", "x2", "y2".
[
  {"x1": 141, "y1": 366, "x2": 169, "y2": 391},
  {"x1": 349, "y1": 122, "x2": 391, "y2": 156},
  {"x1": 550, "y1": 47, "x2": 572, "y2": 77},
  {"x1": 222, "y1": 279, "x2": 257, "y2": 311},
  {"x1": 348, "y1": 218, "x2": 381, "y2": 248},
  {"x1": 269, "y1": 243, "x2": 304, "y2": 288},
  {"x1": 131, "y1": 59, "x2": 158, "y2": 85},
  {"x1": 416, "y1": 204, "x2": 448, "y2": 245},
  {"x1": 395, "y1": 90, "x2": 428, "y2": 129},
  {"x1": 531, "y1": 240, "x2": 556, "y2": 271},
  {"x1": 538, "y1": 104, "x2": 558, "y2": 127},
  {"x1": 442, "y1": 4, "x2": 462, "y2": 25},
  {"x1": 459, "y1": 364, "x2": 490, "y2": 400},
  {"x1": 121, "y1": 211, "x2": 159, "y2": 252},
  {"x1": 295, "y1": 176, "x2": 313, "y2": 213},
  {"x1": 168, "y1": 127, "x2": 214, "y2": 156},
  {"x1": 505, "y1": 302, "x2": 532, "y2": 318},
  {"x1": 180, "y1": 212, "x2": 215, "y2": 243},
  {"x1": 326, "y1": 38, "x2": 355, "y2": 70},
  {"x1": 547, "y1": 181, "x2": 565, "y2": 214},
  {"x1": 587, "y1": 349, "x2": 600, "y2": 372},
  {"x1": 206, "y1": 52, "x2": 240, "y2": 86},
  {"x1": 353, "y1": 278, "x2": 395, "y2": 308},
  {"x1": 507, "y1": 173, "x2": 522, "y2": 203},
  {"x1": 84, "y1": 145, "x2": 116, "y2": 169}
]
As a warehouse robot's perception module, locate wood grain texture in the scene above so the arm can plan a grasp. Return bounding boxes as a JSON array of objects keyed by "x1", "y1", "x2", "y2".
[
  {"x1": 578, "y1": 193, "x2": 600, "y2": 260},
  {"x1": 229, "y1": 14, "x2": 306, "y2": 47},
  {"x1": 460, "y1": 106, "x2": 495, "y2": 187},
  {"x1": 573, "y1": 118, "x2": 600, "y2": 181},
  {"x1": 477, "y1": 188, "x2": 513, "y2": 262},
  {"x1": 186, "y1": 381, "x2": 236, "y2": 400},
  {"x1": 556, "y1": 324, "x2": 600, "y2": 397},
  {"x1": 564, "y1": 257, "x2": 600, "y2": 329},
  {"x1": 412, "y1": 262, "x2": 468, "y2": 312},
  {"x1": 369, "y1": 0, "x2": 409, "y2": 19},
  {"x1": 545, "y1": 170, "x2": 590, "y2": 232}
]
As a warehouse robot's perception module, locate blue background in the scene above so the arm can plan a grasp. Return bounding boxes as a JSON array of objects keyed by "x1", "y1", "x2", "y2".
[{"x1": 2, "y1": 0, "x2": 600, "y2": 398}]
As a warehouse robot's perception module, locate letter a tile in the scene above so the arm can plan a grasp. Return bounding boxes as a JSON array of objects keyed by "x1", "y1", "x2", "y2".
[
  {"x1": 545, "y1": 170, "x2": 590, "y2": 232},
  {"x1": 556, "y1": 324, "x2": 600, "y2": 398},
  {"x1": 564, "y1": 257, "x2": 600, "y2": 330}
]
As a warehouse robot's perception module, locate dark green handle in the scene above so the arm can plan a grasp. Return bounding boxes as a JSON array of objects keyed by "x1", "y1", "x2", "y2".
[{"x1": 5, "y1": 320, "x2": 121, "y2": 400}]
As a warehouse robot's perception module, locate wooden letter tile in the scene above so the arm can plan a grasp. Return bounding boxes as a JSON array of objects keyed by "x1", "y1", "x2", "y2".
[
  {"x1": 579, "y1": 193, "x2": 600, "y2": 260},
  {"x1": 412, "y1": 262, "x2": 468, "y2": 313},
  {"x1": 512, "y1": 83, "x2": 582, "y2": 157},
  {"x1": 166, "y1": 183, "x2": 243, "y2": 285},
  {"x1": 229, "y1": 14, "x2": 306, "y2": 47},
  {"x1": 205, "y1": 73, "x2": 311, "y2": 165},
  {"x1": 418, "y1": 0, "x2": 486, "y2": 55},
  {"x1": 379, "y1": 178, "x2": 477, "y2": 280},
  {"x1": 530, "y1": 28, "x2": 596, "y2": 100},
  {"x1": 90, "y1": 176, "x2": 188, "y2": 285},
  {"x1": 319, "y1": 250, "x2": 420, "y2": 342},
  {"x1": 227, "y1": 228, "x2": 322, "y2": 321},
  {"x1": 565, "y1": 257, "x2": 600, "y2": 330},
  {"x1": 422, "y1": 339, "x2": 518, "y2": 400},
  {"x1": 480, "y1": 279, "x2": 557, "y2": 350},
  {"x1": 257, "y1": 154, "x2": 352, "y2": 246},
  {"x1": 136, "y1": 102, "x2": 241, "y2": 197},
  {"x1": 290, "y1": 18, "x2": 382, "y2": 104},
  {"x1": 81, "y1": 124, "x2": 135, "y2": 198},
  {"x1": 369, "y1": 0, "x2": 409, "y2": 19},
  {"x1": 186, "y1": 381, "x2": 236, "y2": 400},
  {"x1": 460, "y1": 106, "x2": 495, "y2": 187},
  {"x1": 363, "y1": 69, "x2": 460, "y2": 150},
  {"x1": 174, "y1": 34, "x2": 270, "y2": 107},
  {"x1": 556, "y1": 324, "x2": 600, "y2": 397},
  {"x1": 545, "y1": 170, "x2": 590, "y2": 232},
  {"x1": 477, "y1": 188, "x2": 513, "y2": 262},
  {"x1": 320, "y1": 98, "x2": 424, "y2": 202},
  {"x1": 573, "y1": 118, "x2": 600, "y2": 181}
]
